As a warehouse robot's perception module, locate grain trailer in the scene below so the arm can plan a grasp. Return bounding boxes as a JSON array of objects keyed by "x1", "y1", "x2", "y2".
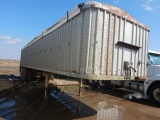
[{"x1": 20, "y1": 1, "x2": 149, "y2": 83}]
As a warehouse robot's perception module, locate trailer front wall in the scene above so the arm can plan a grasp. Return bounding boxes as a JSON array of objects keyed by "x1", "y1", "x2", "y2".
[{"x1": 85, "y1": 8, "x2": 149, "y2": 79}]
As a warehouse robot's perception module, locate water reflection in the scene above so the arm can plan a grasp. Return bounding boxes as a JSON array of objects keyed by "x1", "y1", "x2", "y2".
[
  {"x1": 0, "y1": 98, "x2": 16, "y2": 120},
  {"x1": 0, "y1": 74, "x2": 20, "y2": 81},
  {"x1": 51, "y1": 89, "x2": 97, "y2": 117},
  {"x1": 0, "y1": 83, "x2": 96, "y2": 120},
  {"x1": 97, "y1": 101, "x2": 125, "y2": 120}
]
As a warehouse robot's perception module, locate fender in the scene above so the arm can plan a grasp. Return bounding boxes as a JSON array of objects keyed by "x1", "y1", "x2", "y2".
[{"x1": 144, "y1": 74, "x2": 160, "y2": 96}]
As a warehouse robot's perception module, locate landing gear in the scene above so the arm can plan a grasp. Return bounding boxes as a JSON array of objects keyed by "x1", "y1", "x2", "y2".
[
  {"x1": 44, "y1": 74, "x2": 55, "y2": 100},
  {"x1": 79, "y1": 79, "x2": 83, "y2": 97},
  {"x1": 44, "y1": 74, "x2": 49, "y2": 100}
]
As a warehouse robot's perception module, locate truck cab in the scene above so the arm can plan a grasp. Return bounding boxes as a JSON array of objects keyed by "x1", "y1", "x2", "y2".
[
  {"x1": 98, "y1": 50, "x2": 160, "y2": 105},
  {"x1": 148, "y1": 50, "x2": 160, "y2": 79},
  {"x1": 132, "y1": 50, "x2": 160, "y2": 105}
]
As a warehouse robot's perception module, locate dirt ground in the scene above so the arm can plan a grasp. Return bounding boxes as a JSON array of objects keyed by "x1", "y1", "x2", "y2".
[{"x1": 0, "y1": 75, "x2": 160, "y2": 120}]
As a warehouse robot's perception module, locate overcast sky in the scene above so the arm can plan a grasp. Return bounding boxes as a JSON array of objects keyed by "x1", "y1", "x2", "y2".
[{"x1": 0, "y1": 0, "x2": 160, "y2": 60}]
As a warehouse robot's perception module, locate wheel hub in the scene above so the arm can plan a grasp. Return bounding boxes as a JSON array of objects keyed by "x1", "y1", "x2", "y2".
[
  {"x1": 153, "y1": 88, "x2": 160, "y2": 102},
  {"x1": 99, "y1": 81, "x2": 105, "y2": 86},
  {"x1": 89, "y1": 80, "x2": 94, "y2": 84}
]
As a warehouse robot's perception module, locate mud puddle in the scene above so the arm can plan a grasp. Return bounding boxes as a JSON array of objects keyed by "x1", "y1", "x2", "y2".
[
  {"x1": 0, "y1": 74, "x2": 20, "y2": 81},
  {"x1": 0, "y1": 77, "x2": 96, "y2": 120},
  {"x1": 0, "y1": 98, "x2": 16, "y2": 119}
]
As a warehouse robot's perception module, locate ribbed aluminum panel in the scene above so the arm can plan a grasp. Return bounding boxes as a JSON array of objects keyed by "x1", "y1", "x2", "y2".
[
  {"x1": 22, "y1": 15, "x2": 82, "y2": 72},
  {"x1": 20, "y1": 1, "x2": 149, "y2": 80}
]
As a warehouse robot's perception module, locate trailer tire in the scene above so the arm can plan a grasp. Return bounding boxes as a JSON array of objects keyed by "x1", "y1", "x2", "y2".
[
  {"x1": 27, "y1": 69, "x2": 33, "y2": 82},
  {"x1": 88, "y1": 80, "x2": 97, "y2": 86},
  {"x1": 98, "y1": 80, "x2": 112, "y2": 90},
  {"x1": 20, "y1": 68, "x2": 23, "y2": 80},
  {"x1": 149, "y1": 84, "x2": 160, "y2": 105},
  {"x1": 21, "y1": 68, "x2": 27, "y2": 81}
]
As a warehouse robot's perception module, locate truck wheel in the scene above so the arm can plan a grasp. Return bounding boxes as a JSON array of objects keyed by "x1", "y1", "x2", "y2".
[
  {"x1": 98, "y1": 80, "x2": 112, "y2": 90},
  {"x1": 88, "y1": 80, "x2": 97, "y2": 86},
  {"x1": 149, "y1": 84, "x2": 160, "y2": 105}
]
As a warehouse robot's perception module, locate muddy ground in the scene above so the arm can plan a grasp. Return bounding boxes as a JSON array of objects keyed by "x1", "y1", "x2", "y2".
[{"x1": 0, "y1": 74, "x2": 160, "y2": 120}]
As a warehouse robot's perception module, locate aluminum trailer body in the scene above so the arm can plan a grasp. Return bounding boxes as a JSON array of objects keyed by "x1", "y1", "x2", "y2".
[{"x1": 20, "y1": 1, "x2": 150, "y2": 80}]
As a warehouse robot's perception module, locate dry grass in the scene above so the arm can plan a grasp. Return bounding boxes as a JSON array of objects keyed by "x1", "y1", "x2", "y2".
[
  {"x1": 0, "y1": 59, "x2": 20, "y2": 74},
  {"x1": 0, "y1": 59, "x2": 19, "y2": 68}
]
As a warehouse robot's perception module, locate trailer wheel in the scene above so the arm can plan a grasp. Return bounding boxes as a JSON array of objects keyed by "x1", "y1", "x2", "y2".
[
  {"x1": 21, "y1": 68, "x2": 27, "y2": 81},
  {"x1": 98, "y1": 80, "x2": 112, "y2": 90},
  {"x1": 27, "y1": 69, "x2": 33, "y2": 82},
  {"x1": 20, "y1": 68, "x2": 23, "y2": 80},
  {"x1": 88, "y1": 80, "x2": 97, "y2": 86},
  {"x1": 149, "y1": 84, "x2": 160, "y2": 105}
]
